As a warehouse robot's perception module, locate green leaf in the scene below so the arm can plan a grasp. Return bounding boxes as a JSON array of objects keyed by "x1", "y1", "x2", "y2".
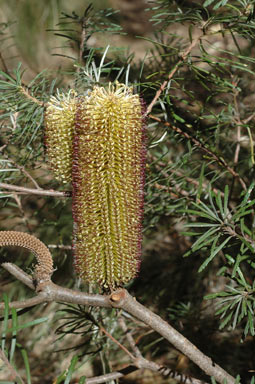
[
  {"x1": 184, "y1": 222, "x2": 219, "y2": 228},
  {"x1": 6, "y1": 317, "x2": 48, "y2": 334},
  {"x1": 19, "y1": 345, "x2": 31, "y2": 384},
  {"x1": 64, "y1": 356, "x2": 79, "y2": 384},
  {"x1": 198, "y1": 235, "x2": 231, "y2": 272},
  {"x1": 223, "y1": 185, "x2": 229, "y2": 218},
  {"x1": 219, "y1": 311, "x2": 233, "y2": 329},
  {"x1": 179, "y1": 208, "x2": 219, "y2": 221},
  {"x1": 203, "y1": 0, "x2": 215, "y2": 7},
  {"x1": 192, "y1": 227, "x2": 220, "y2": 252}
]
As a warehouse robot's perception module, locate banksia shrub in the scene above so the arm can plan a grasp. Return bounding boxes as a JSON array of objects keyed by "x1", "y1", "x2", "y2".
[
  {"x1": 45, "y1": 83, "x2": 146, "y2": 288},
  {"x1": 44, "y1": 90, "x2": 77, "y2": 183}
]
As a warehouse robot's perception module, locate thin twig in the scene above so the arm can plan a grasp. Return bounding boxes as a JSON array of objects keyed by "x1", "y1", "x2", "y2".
[
  {"x1": 118, "y1": 316, "x2": 207, "y2": 384},
  {"x1": 19, "y1": 86, "x2": 44, "y2": 106},
  {"x1": 149, "y1": 114, "x2": 247, "y2": 190},
  {"x1": 0, "y1": 182, "x2": 71, "y2": 197},
  {"x1": 100, "y1": 325, "x2": 136, "y2": 360},
  {"x1": 12, "y1": 162, "x2": 41, "y2": 189},
  {"x1": 48, "y1": 244, "x2": 72, "y2": 250},
  {"x1": 118, "y1": 316, "x2": 142, "y2": 358},
  {"x1": 85, "y1": 366, "x2": 136, "y2": 384},
  {"x1": 85, "y1": 364, "x2": 207, "y2": 384},
  {"x1": 146, "y1": 34, "x2": 202, "y2": 115}
]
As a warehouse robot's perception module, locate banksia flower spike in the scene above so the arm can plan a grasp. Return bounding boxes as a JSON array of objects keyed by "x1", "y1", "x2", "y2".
[
  {"x1": 44, "y1": 90, "x2": 77, "y2": 183},
  {"x1": 73, "y1": 83, "x2": 146, "y2": 288}
]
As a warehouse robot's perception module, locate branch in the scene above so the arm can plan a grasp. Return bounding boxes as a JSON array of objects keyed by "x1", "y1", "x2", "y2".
[
  {"x1": 0, "y1": 182, "x2": 71, "y2": 197},
  {"x1": 146, "y1": 34, "x2": 203, "y2": 115},
  {"x1": 1, "y1": 262, "x2": 34, "y2": 289},
  {"x1": 85, "y1": 365, "x2": 207, "y2": 384},
  {"x1": 110, "y1": 290, "x2": 235, "y2": 384},
  {"x1": 0, "y1": 269, "x2": 235, "y2": 384},
  {"x1": 118, "y1": 316, "x2": 207, "y2": 384},
  {"x1": 85, "y1": 366, "x2": 136, "y2": 384},
  {"x1": 0, "y1": 233, "x2": 235, "y2": 384},
  {"x1": 19, "y1": 85, "x2": 44, "y2": 106}
]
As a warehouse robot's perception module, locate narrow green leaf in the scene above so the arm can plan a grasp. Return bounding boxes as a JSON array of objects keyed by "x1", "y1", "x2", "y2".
[
  {"x1": 204, "y1": 291, "x2": 230, "y2": 300},
  {"x1": 198, "y1": 235, "x2": 231, "y2": 272},
  {"x1": 215, "y1": 191, "x2": 224, "y2": 218},
  {"x1": 6, "y1": 317, "x2": 48, "y2": 334},
  {"x1": 20, "y1": 346, "x2": 31, "y2": 384},
  {"x1": 219, "y1": 311, "x2": 233, "y2": 329},
  {"x1": 184, "y1": 223, "x2": 219, "y2": 228},
  {"x1": 193, "y1": 201, "x2": 220, "y2": 221},
  {"x1": 232, "y1": 299, "x2": 242, "y2": 329},
  {"x1": 192, "y1": 227, "x2": 220, "y2": 252},
  {"x1": 197, "y1": 162, "x2": 205, "y2": 202},
  {"x1": 179, "y1": 208, "x2": 218, "y2": 221},
  {"x1": 64, "y1": 355, "x2": 79, "y2": 384},
  {"x1": 223, "y1": 185, "x2": 229, "y2": 218}
]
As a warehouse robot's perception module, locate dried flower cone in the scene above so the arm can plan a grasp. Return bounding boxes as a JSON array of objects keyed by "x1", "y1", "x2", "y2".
[
  {"x1": 0, "y1": 231, "x2": 53, "y2": 282},
  {"x1": 73, "y1": 83, "x2": 146, "y2": 288},
  {"x1": 44, "y1": 90, "x2": 77, "y2": 183}
]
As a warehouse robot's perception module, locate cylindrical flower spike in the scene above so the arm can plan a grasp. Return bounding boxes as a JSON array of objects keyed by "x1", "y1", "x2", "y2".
[
  {"x1": 44, "y1": 90, "x2": 77, "y2": 183},
  {"x1": 73, "y1": 83, "x2": 146, "y2": 288}
]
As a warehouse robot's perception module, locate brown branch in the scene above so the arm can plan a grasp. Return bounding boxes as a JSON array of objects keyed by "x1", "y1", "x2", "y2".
[
  {"x1": 110, "y1": 290, "x2": 235, "y2": 384},
  {"x1": 118, "y1": 316, "x2": 142, "y2": 358},
  {"x1": 100, "y1": 324, "x2": 136, "y2": 360},
  {"x1": 0, "y1": 293, "x2": 47, "y2": 310},
  {"x1": 19, "y1": 86, "x2": 44, "y2": 106},
  {"x1": 118, "y1": 314, "x2": 208, "y2": 383},
  {"x1": 0, "y1": 278, "x2": 234, "y2": 383},
  {"x1": 85, "y1": 364, "x2": 207, "y2": 384},
  {"x1": 1, "y1": 263, "x2": 34, "y2": 289},
  {"x1": 146, "y1": 34, "x2": 202, "y2": 115},
  {"x1": 85, "y1": 366, "x2": 137, "y2": 384},
  {"x1": 149, "y1": 114, "x2": 247, "y2": 191},
  {"x1": 0, "y1": 238, "x2": 235, "y2": 384},
  {"x1": 0, "y1": 182, "x2": 71, "y2": 197}
]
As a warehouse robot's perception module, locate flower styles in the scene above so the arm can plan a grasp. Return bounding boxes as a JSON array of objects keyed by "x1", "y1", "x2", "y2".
[
  {"x1": 44, "y1": 90, "x2": 77, "y2": 183},
  {"x1": 45, "y1": 83, "x2": 146, "y2": 288}
]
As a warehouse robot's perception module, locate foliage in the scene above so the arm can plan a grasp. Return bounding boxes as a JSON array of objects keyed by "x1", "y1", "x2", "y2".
[{"x1": 1, "y1": 0, "x2": 255, "y2": 382}]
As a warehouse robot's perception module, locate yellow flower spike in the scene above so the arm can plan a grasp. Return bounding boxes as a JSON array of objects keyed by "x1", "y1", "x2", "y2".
[
  {"x1": 44, "y1": 90, "x2": 77, "y2": 183},
  {"x1": 73, "y1": 83, "x2": 146, "y2": 288}
]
